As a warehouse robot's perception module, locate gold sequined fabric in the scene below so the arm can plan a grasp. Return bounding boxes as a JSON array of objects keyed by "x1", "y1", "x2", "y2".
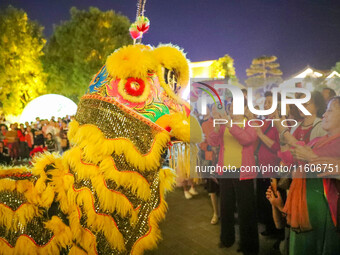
[
  {"x1": 76, "y1": 96, "x2": 163, "y2": 155},
  {"x1": 0, "y1": 216, "x2": 55, "y2": 247},
  {"x1": 0, "y1": 174, "x2": 57, "y2": 249}
]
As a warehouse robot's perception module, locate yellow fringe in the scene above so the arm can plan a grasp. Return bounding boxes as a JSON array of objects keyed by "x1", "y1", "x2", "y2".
[
  {"x1": 63, "y1": 147, "x2": 139, "y2": 218},
  {"x1": 61, "y1": 147, "x2": 129, "y2": 252},
  {"x1": 0, "y1": 203, "x2": 39, "y2": 232},
  {"x1": 73, "y1": 189, "x2": 126, "y2": 252},
  {"x1": 31, "y1": 153, "x2": 69, "y2": 209},
  {"x1": 153, "y1": 44, "x2": 189, "y2": 87},
  {"x1": 44, "y1": 216, "x2": 73, "y2": 248},
  {"x1": 99, "y1": 156, "x2": 151, "y2": 201},
  {"x1": 47, "y1": 168, "x2": 74, "y2": 215},
  {"x1": 0, "y1": 168, "x2": 51, "y2": 207},
  {"x1": 159, "y1": 168, "x2": 177, "y2": 195},
  {"x1": 0, "y1": 178, "x2": 50, "y2": 231},
  {"x1": 0, "y1": 216, "x2": 72, "y2": 255},
  {"x1": 0, "y1": 154, "x2": 65, "y2": 231},
  {"x1": 130, "y1": 168, "x2": 176, "y2": 255},
  {"x1": 106, "y1": 44, "x2": 156, "y2": 80},
  {"x1": 61, "y1": 171, "x2": 127, "y2": 252},
  {"x1": 68, "y1": 120, "x2": 170, "y2": 171},
  {"x1": 65, "y1": 146, "x2": 151, "y2": 200},
  {"x1": 68, "y1": 208, "x2": 97, "y2": 255},
  {"x1": 0, "y1": 167, "x2": 31, "y2": 176},
  {"x1": 91, "y1": 175, "x2": 137, "y2": 221},
  {"x1": 63, "y1": 147, "x2": 100, "y2": 179},
  {"x1": 31, "y1": 152, "x2": 59, "y2": 194}
]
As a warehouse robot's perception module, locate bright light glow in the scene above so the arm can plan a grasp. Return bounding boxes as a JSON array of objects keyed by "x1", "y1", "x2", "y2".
[
  {"x1": 280, "y1": 66, "x2": 326, "y2": 93},
  {"x1": 294, "y1": 68, "x2": 323, "y2": 78},
  {"x1": 20, "y1": 94, "x2": 77, "y2": 123},
  {"x1": 327, "y1": 71, "x2": 340, "y2": 79},
  {"x1": 189, "y1": 60, "x2": 214, "y2": 68},
  {"x1": 189, "y1": 60, "x2": 214, "y2": 78}
]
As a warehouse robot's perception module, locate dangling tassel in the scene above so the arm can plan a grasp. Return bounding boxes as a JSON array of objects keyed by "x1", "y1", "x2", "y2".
[
  {"x1": 130, "y1": 0, "x2": 150, "y2": 43},
  {"x1": 168, "y1": 141, "x2": 173, "y2": 159}
]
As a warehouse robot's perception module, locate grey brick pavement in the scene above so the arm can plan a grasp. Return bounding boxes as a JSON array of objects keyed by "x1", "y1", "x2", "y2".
[{"x1": 145, "y1": 185, "x2": 281, "y2": 255}]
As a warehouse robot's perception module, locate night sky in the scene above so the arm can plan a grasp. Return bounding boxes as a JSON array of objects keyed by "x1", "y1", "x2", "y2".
[{"x1": 1, "y1": 0, "x2": 340, "y2": 82}]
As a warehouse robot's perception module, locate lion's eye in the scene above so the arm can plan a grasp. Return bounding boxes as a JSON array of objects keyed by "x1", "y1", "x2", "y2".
[{"x1": 164, "y1": 68, "x2": 179, "y2": 93}]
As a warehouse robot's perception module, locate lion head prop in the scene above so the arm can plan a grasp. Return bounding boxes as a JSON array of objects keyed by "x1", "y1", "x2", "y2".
[{"x1": 0, "y1": 43, "x2": 201, "y2": 255}]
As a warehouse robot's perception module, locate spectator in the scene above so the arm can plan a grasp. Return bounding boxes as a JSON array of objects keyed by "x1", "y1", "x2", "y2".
[
  {"x1": 255, "y1": 92, "x2": 284, "y2": 242},
  {"x1": 60, "y1": 120, "x2": 69, "y2": 152},
  {"x1": 209, "y1": 101, "x2": 259, "y2": 254},
  {"x1": 200, "y1": 105, "x2": 219, "y2": 224},
  {"x1": 42, "y1": 120, "x2": 49, "y2": 137},
  {"x1": 0, "y1": 141, "x2": 10, "y2": 165},
  {"x1": 273, "y1": 91, "x2": 327, "y2": 252},
  {"x1": 32, "y1": 122, "x2": 39, "y2": 131},
  {"x1": 45, "y1": 120, "x2": 56, "y2": 137},
  {"x1": 58, "y1": 117, "x2": 62, "y2": 127},
  {"x1": 35, "y1": 117, "x2": 42, "y2": 129},
  {"x1": 46, "y1": 133, "x2": 58, "y2": 153},
  {"x1": 25, "y1": 126, "x2": 34, "y2": 152},
  {"x1": 53, "y1": 121, "x2": 61, "y2": 152},
  {"x1": 33, "y1": 129, "x2": 45, "y2": 147},
  {"x1": 276, "y1": 96, "x2": 340, "y2": 254},
  {"x1": 322, "y1": 87, "x2": 336, "y2": 104},
  {"x1": 18, "y1": 124, "x2": 29, "y2": 160},
  {"x1": 5, "y1": 124, "x2": 19, "y2": 160},
  {"x1": 277, "y1": 91, "x2": 326, "y2": 146},
  {"x1": 65, "y1": 115, "x2": 71, "y2": 123},
  {"x1": 0, "y1": 124, "x2": 8, "y2": 144}
]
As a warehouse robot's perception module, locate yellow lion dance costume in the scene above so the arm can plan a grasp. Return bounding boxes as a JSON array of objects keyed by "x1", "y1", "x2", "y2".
[{"x1": 0, "y1": 44, "x2": 201, "y2": 254}]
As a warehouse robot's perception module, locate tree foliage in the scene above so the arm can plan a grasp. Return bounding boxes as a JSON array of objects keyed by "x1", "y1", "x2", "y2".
[
  {"x1": 209, "y1": 54, "x2": 237, "y2": 82},
  {"x1": 245, "y1": 55, "x2": 282, "y2": 87},
  {"x1": 333, "y1": 61, "x2": 340, "y2": 74},
  {"x1": 0, "y1": 6, "x2": 46, "y2": 115},
  {"x1": 43, "y1": 7, "x2": 132, "y2": 102}
]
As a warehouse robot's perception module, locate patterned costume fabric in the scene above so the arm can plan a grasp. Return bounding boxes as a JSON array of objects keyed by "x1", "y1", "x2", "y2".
[{"x1": 0, "y1": 44, "x2": 201, "y2": 254}]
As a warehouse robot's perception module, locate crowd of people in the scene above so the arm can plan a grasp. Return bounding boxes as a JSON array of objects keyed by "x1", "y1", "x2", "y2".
[
  {"x1": 0, "y1": 115, "x2": 73, "y2": 165},
  {"x1": 193, "y1": 86, "x2": 340, "y2": 255}
]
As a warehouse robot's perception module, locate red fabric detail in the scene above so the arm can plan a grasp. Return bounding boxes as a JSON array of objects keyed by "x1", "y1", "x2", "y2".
[
  {"x1": 137, "y1": 24, "x2": 149, "y2": 33},
  {"x1": 130, "y1": 30, "x2": 142, "y2": 39},
  {"x1": 183, "y1": 105, "x2": 190, "y2": 117},
  {"x1": 124, "y1": 78, "x2": 145, "y2": 96}
]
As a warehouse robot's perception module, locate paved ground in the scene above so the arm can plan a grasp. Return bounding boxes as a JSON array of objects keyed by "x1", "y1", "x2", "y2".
[{"x1": 145, "y1": 185, "x2": 281, "y2": 255}]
